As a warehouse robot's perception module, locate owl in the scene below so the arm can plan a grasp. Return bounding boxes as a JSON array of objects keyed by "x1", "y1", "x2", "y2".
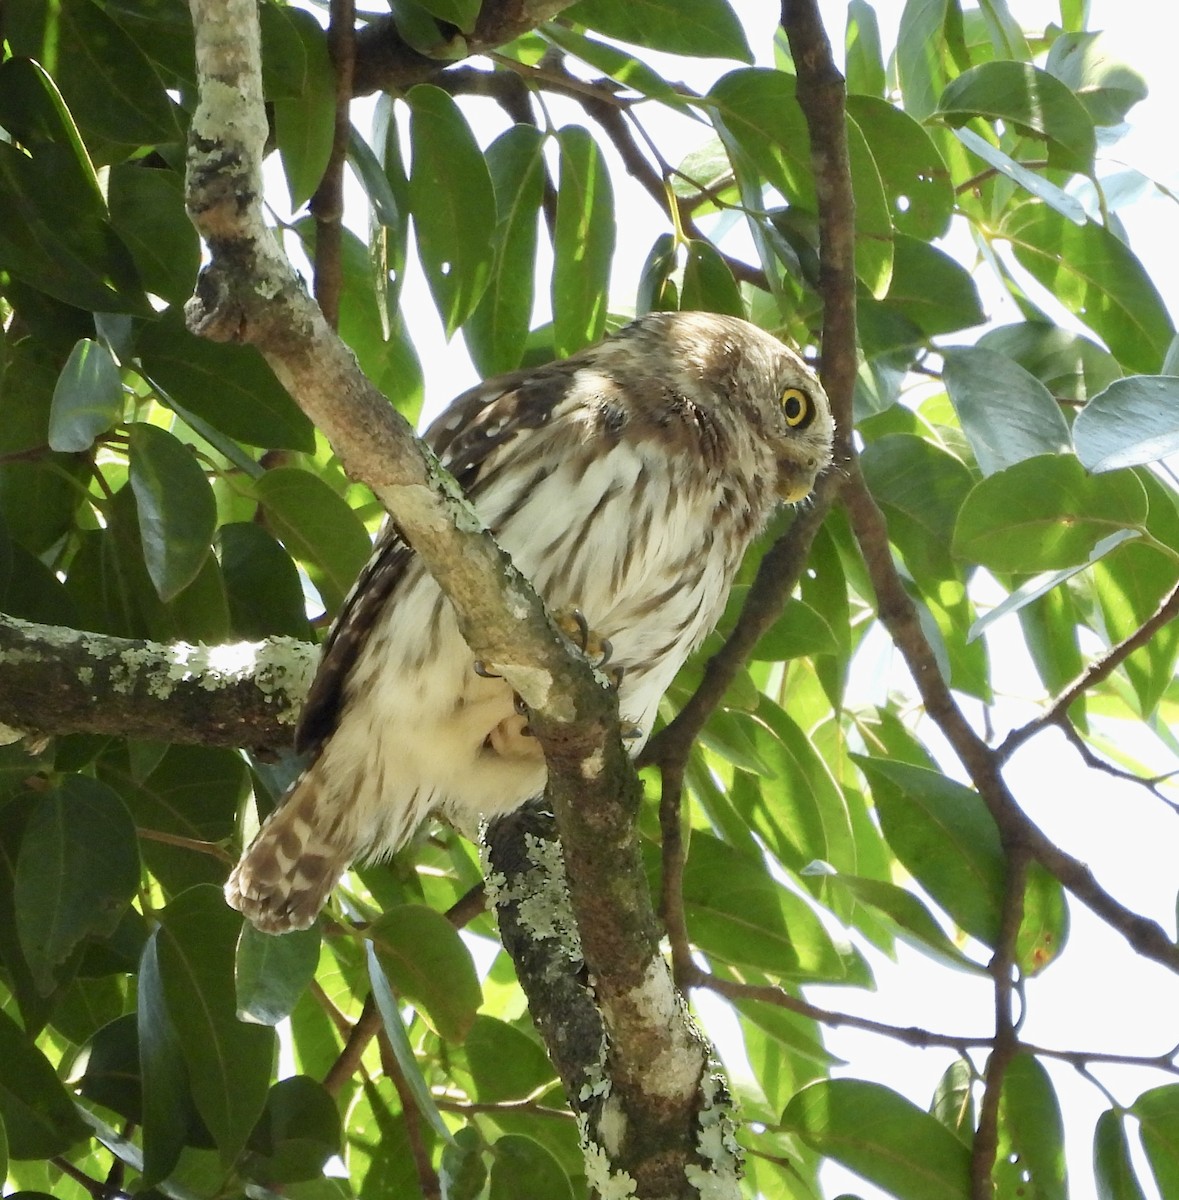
[{"x1": 226, "y1": 311, "x2": 834, "y2": 932}]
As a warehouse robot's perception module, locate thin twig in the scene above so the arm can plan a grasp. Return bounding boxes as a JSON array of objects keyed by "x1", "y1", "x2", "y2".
[
  {"x1": 656, "y1": 756, "x2": 693, "y2": 988},
  {"x1": 321, "y1": 886, "x2": 487, "y2": 1097},
  {"x1": 380, "y1": 1033, "x2": 442, "y2": 1200},
  {"x1": 1000, "y1": 580, "x2": 1179, "y2": 760},
  {"x1": 50, "y1": 1158, "x2": 105, "y2": 1200},
  {"x1": 323, "y1": 992, "x2": 382, "y2": 1097},
  {"x1": 972, "y1": 847, "x2": 1029, "y2": 1199},
  {"x1": 136, "y1": 827, "x2": 235, "y2": 862},
  {"x1": 311, "y1": 0, "x2": 356, "y2": 329},
  {"x1": 435, "y1": 1097, "x2": 575, "y2": 1120}
]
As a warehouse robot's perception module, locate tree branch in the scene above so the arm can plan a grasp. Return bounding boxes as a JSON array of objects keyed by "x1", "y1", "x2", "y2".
[
  {"x1": 310, "y1": 0, "x2": 356, "y2": 329},
  {"x1": 0, "y1": 614, "x2": 311, "y2": 750},
  {"x1": 351, "y1": 0, "x2": 579, "y2": 96},
  {"x1": 185, "y1": 3, "x2": 732, "y2": 1193},
  {"x1": 1000, "y1": 579, "x2": 1179, "y2": 760},
  {"x1": 972, "y1": 848, "x2": 1028, "y2": 1200}
]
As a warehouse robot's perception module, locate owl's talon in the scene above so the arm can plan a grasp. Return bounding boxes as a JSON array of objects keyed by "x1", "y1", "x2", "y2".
[
  {"x1": 473, "y1": 660, "x2": 502, "y2": 679},
  {"x1": 514, "y1": 693, "x2": 528, "y2": 716},
  {"x1": 621, "y1": 722, "x2": 643, "y2": 740},
  {"x1": 556, "y1": 609, "x2": 615, "y2": 672}
]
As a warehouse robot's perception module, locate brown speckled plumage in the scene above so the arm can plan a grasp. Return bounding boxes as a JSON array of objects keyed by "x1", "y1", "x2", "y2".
[{"x1": 226, "y1": 312, "x2": 834, "y2": 932}]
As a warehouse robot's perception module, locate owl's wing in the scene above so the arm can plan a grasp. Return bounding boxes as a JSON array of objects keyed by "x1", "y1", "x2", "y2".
[{"x1": 293, "y1": 361, "x2": 576, "y2": 754}]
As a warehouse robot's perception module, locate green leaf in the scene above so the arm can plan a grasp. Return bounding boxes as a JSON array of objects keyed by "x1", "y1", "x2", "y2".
[
  {"x1": 782, "y1": 1078, "x2": 971, "y2": 1200},
  {"x1": 1073, "y1": 377, "x2": 1179, "y2": 472},
  {"x1": 465, "y1": 1017, "x2": 557, "y2": 1103},
  {"x1": 937, "y1": 61, "x2": 1096, "y2": 171},
  {"x1": 250, "y1": 467, "x2": 372, "y2": 616},
  {"x1": 994, "y1": 1054, "x2": 1067, "y2": 1199},
  {"x1": 243, "y1": 1076, "x2": 341, "y2": 1186},
  {"x1": 128, "y1": 422, "x2": 218, "y2": 602},
  {"x1": 407, "y1": 85, "x2": 496, "y2": 337},
  {"x1": 953, "y1": 127, "x2": 1086, "y2": 224},
  {"x1": 931, "y1": 1059, "x2": 975, "y2": 1141},
  {"x1": 137, "y1": 932, "x2": 196, "y2": 1186},
  {"x1": 106, "y1": 744, "x2": 247, "y2": 896},
  {"x1": 220, "y1": 522, "x2": 314, "y2": 640},
  {"x1": 896, "y1": 0, "x2": 952, "y2": 121},
  {"x1": 414, "y1": 0, "x2": 480, "y2": 32},
  {"x1": 1092, "y1": 531, "x2": 1179, "y2": 716},
  {"x1": 860, "y1": 434, "x2": 975, "y2": 582},
  {"x1": 637, "y1": 232, "x2": 679, "y2": 315},
  {"x1": 108, "y1": 165, "x2": 201, "y2": 305},
  {"x1": 366, "y1": 942, "x2": 454, "y2": 1144},
  {"x1": 137, "y1": 312, "x2": 315, "y2": 452},
  {"x1": 1094, "y1": 1109, "x2": 1149, "y2": 1200},
  {"x1": 870, "y1": 234, "x2": 985, "y2": 343},
  {"x1": 1004, "y1": 206, "x2": 1175, "y2": 375},
  {"x1": 845, "y1": 0, "x2": 886, "y2": 97},
  {"x1": 78, "y1": 1013, "x2": 142, "y2": 1123},
  {"x1": 465, "y1": 124, "x2": 546, "y2": 376},
  {"x1": 563, "y1": 0, "x2": 752, "y2": 63},
  {"x1": 743, "y1": 697, "x2": 856, "y2": 874},
  {"x1": 682, "y1": 832, "x2": 861, "y2": 983},
  {"x1": 857, "y1": 758, "x2": 1005, "y2": 946},
  {"x1": 1045, "y1": 31, "x2": 1147, "y2": 126},
  {"x1": 1132, "y1": 1085, "x2": 1179, "y2": 1198},
  {"x1": 0, "y1": 139, "x2": 147, "y2": 315},
  {"x1": 968, "y1": 530, "x2": 1140, "y2": 643},
  {"x1": 953, "y1": 454, "x2": 1148, "y2": 572},
  {"x1": 235, "y1": 924, "x2": 321, "y2": 1026},
  {"x1": 48, "y1": 338, "x2": 124, "y2": 452},
  {"x1": 441, "y1": 1127, "x2": 489, "y2": 1200},
  {"x1": 272, "y1": 9, "x2": 335, "y2": 210},
  {"x1": 942, "y1": 346, "x2": 1071, "y2": 475},
  {"x1": 14, "y1": 775, "x2": 139, "y2": 995},
  {"x1": 750, "y1": 599, "x2": 839, "y2": 661},
  {"x1": 155, "y1": 886, "x2": 275, "y2": 1166},
  {"x1": 681, "y1": 239, "x2": 745, "y2": 318},
  {"x1": 552, "y1": 125, "x2": 616, "y2": 356},
  {"x1": 369, "y1": 904, "x2": 481, "y2": 1042},
  {"x1": 977, "y1": 321, "x2": 1122, "y2": 404},
  {"x1": 50, "y1": 0, "x2": 182, "y2": 144},
  {"x1": 488, "y1": 1133, "x2": 573, "y2": 1200},
  {"x1": 542, "y1": 25, "x2": 688, "y2": 107},
  {"x1": 847, "y1": 113, "x2": 894, "y2": 298},
  {"x1": 708, "y1": 69, "x2": 814, "y2": 209},
  {"x1": 826, "y1": 874, "x2": 981, "y2": 971},
  {"x1": 846, "y1": 95, "x2": 953, "y2": 241},
  {"x1": 0, "y1": 1008, "x2": 88, "y2": 1159}
]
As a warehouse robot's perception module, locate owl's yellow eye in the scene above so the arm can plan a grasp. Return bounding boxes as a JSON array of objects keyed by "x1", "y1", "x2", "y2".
[{"x1": 781, "y1": 387, "x2": 813, "y2": 428}]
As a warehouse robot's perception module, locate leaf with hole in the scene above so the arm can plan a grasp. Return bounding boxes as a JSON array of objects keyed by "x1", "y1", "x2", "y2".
[{"x1": 407, "y1": 85, "x2": 495, "y2": 337}]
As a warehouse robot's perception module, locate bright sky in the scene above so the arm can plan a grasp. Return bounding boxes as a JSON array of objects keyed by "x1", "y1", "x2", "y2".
[{"x1": 329, "y1": 2, "x2": 1179, "y2": 1194}]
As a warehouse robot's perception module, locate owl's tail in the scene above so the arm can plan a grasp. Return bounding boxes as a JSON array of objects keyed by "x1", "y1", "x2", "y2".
[{"x1": 225, "y1": 766, "x2": 351, "y2": 934}]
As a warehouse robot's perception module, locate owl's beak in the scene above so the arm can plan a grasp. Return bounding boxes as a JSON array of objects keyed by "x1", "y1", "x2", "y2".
[{"x1": 776, "y1": 455, "x2": 822, "y2": 503}]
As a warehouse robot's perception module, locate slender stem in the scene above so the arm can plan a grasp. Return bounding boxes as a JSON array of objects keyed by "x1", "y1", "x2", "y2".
[{"x1": 311, "y1": 0, "x2": 356, "y2": 329}]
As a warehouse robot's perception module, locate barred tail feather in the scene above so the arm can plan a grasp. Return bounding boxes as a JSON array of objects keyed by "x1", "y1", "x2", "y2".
[{"x1": 225, "y1": 768, "x2": 352, "y2": 934}]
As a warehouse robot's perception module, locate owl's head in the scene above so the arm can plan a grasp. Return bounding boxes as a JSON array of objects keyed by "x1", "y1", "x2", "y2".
[{"x1": 624, "y1": 311, "x2": 835, "y2": 504}]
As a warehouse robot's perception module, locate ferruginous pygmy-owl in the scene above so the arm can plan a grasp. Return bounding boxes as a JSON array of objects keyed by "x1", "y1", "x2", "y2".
[{"x1": 226, "y1": 311, "x2": 835, "y2": 933}]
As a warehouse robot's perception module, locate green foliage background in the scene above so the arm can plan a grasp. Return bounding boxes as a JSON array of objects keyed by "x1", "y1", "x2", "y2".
[{"x1": 1, "y1": 0, "x2": 1178, "y2": 1197}]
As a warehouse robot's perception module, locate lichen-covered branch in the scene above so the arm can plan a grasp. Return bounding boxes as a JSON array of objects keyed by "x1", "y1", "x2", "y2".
[
  {"x1": 0, "y1": 615, "x2": 313, "y2": 750},
  {"x1": 185, "y1": 1, "x2": 733, "y2": 1192}
]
